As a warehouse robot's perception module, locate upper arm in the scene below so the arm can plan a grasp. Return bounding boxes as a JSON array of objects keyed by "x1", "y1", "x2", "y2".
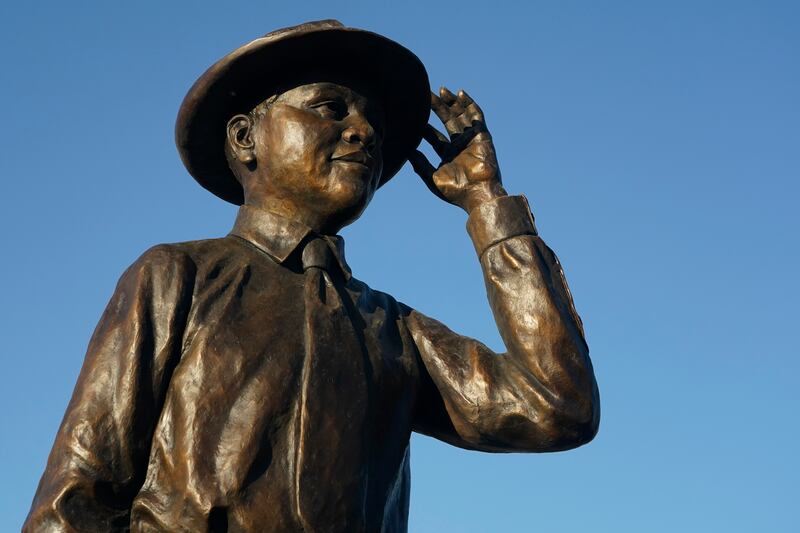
[
  {"x1": 406, "y1": 301, "x2": 597, "y2": 454},
  {"x1": 24, "y1": 245, "x2": 196, "y2": 531},
  {"x1": 406, "y1": 308, "x2": 532, "y2": 453}
]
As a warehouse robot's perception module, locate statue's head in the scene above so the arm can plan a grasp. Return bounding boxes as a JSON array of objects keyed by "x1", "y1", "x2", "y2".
[
  {"x1": 175, "y1": 20, "x2": 430, "y2": 233},
  {"x1": 224, "y1": 78, "x2": 386, "y2": 233}
]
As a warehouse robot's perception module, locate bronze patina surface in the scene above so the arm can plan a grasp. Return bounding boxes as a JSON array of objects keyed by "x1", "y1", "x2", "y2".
[{"x1": 25, "y1": 20, "x2": 600, "y2": 532}]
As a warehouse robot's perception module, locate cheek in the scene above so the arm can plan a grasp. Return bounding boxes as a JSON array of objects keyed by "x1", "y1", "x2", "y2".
[
  {"x1": 258, "y1": 111, "x2": 339, "y2": 179},
  {"x1": 283, "y1": 122, "x2": 329, "y2": 168}
]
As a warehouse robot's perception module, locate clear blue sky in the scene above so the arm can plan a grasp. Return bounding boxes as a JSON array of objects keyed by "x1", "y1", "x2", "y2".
[{"x1": 1, "y1": 1, "x2": 798, "y2": 531}]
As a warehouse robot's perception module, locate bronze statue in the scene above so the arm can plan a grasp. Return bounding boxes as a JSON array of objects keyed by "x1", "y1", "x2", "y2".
[{"x1": 25, "y1": 20, "x2": 599, "y2": 532}]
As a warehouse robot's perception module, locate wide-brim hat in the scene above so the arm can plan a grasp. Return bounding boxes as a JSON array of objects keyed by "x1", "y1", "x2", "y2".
[{"x1": 175, "y1": 19, "x2": 431, "y2": 205}]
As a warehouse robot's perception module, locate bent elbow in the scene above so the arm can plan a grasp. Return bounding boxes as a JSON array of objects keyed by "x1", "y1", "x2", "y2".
[
  {"x1": 545, "y1": 391, "x2": 600, "y2": 450},
  {"x1": 486, "y1": 395, "x2": 599, "y2": 453},
  {"x1": 540, "y1": 334, "x2": 600, "y2": 449},
  {"x1": 564, "y1": 406, "x2": 600, "y2": 448}
]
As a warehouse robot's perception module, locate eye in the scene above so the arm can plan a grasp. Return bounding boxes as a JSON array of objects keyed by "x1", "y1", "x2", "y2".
[{"x1": 310, "y1": 99, "x2": 347, "y2": 120}]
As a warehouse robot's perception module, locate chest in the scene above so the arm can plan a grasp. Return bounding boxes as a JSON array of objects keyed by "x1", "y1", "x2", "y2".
[{"x1": 169, "y1": 258, "x2": 418, "y2": 434}]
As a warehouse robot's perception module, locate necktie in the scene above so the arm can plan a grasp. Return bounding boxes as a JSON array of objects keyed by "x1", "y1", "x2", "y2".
[{"x1": 295, "y1": 237, "x2": 368, "y2": 531}]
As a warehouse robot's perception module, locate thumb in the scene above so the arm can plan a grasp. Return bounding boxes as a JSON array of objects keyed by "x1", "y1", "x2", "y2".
[
  {"x1": 408, "y1": 150, "x2": 449, "y2": 202},
  {"x1": 408, "y1": 150, "x2": 435, "y2": 180}
]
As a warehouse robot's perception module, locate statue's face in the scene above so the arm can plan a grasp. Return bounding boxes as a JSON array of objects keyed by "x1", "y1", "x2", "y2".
[{"x1": 246, "y1": 81, "x2": 385, "y2": 232}]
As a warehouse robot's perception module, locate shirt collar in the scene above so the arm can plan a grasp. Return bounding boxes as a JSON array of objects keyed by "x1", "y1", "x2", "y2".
[{"x1": 229, "y1": 205, "x2": 352, "y2": 280}]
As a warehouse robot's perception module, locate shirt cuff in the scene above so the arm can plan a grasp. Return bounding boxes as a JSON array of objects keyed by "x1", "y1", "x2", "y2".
[{"x1": 466, "y1": 195, "x2": 538, "y2": 257}]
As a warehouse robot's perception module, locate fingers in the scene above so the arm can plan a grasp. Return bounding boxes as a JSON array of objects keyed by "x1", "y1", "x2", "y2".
[
  {"x1": 421, "y1": 122, "x2": 489, "y2": 163},
  {"x1": 457, "y1": 89, "x2": 485, "y2": 122},
  {"x1": 439, "y1": 86, "x2": 458, "y2": 106},
  {"x1": 431, "y1": 86, "x2": 486, "y2": 138},
  {"x1": 408, "y1": 150, "x2": 449, "y2": 202},
  {"x1": 430, "y1": 92, "x2": 451, "y2": 124},
  {"x1": 431, "y1": 87, "x2": 465, "y2": 124},
  {"x1": 407, "y1": 150, "x2": 435, "y2": 180},
  {"x1": 449, "y1": 129, "x2": 490, "y2": 156},
  {"x1": 456, "y1": 88, "x2": 474, "y2": 106},
  {"x1": 422, "y1": 124, "x2": 449, "y2": 158}
]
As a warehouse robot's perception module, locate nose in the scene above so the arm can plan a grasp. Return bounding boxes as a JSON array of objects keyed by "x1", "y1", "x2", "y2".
[{"x1": 342, "y1": 114, "x2": 377, "y2": 151}]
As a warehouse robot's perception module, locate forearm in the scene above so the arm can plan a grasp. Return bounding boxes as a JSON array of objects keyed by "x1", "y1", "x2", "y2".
[
  {"x1": 468, "y1": 194, "x2": 599, "y2": 446},
  {"x1": 409, "y1": 194, "x2": 598, "y2": 451}
]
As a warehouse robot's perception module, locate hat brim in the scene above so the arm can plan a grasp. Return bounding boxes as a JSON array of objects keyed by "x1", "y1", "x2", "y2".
[{"x1": 176, "y1": 24, "x2": 431, "y2": 205}]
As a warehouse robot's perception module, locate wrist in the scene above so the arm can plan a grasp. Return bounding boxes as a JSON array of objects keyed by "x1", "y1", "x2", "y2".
[
  {"x1": 463, "y1": 181, "x2": 508, "y2": 213},
  {"x1": 466, "y1": 195, "x2": 538, "y2": 257}
]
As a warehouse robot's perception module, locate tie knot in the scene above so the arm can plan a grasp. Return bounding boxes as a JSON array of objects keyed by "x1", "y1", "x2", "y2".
[{"x1": 301, "y1": 237, "x2": 335, "y2": 272}]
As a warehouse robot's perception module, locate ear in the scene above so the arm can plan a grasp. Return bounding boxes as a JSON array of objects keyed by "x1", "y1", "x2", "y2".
[{"x1": 226, "y1": 114, "x2": 256, "y2": 164}]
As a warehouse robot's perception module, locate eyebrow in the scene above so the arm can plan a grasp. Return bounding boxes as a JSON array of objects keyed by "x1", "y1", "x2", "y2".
[{"x1": 305, "y1": 83, "x2": 348, "y2": 98}]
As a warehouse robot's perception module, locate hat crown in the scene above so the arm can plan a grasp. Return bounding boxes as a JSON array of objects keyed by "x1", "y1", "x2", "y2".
[{"x1": 261, "y1": 19, "x2": 344, "y2": 41}]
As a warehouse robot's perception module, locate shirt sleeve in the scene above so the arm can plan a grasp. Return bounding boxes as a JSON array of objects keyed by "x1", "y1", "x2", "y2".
[
  {"x1": 406, "y1": 195, "x2": 600, "y2": 453},
  {"x1": 23, "y1": 245, "x2": 196, "y2": 532}
]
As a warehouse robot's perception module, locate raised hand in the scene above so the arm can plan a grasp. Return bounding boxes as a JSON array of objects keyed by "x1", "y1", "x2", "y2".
[{"x1": 409, "y1": 86, "x2": 507, "y2": 213}]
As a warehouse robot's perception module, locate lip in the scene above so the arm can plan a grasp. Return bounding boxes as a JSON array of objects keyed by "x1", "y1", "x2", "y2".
[{"x1": 331, "y1": 150, "x2": 374, "y2": 168}]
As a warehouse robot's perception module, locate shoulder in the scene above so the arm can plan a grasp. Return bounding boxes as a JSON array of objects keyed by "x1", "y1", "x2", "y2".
[
  {"x1": 122, "y1": 235, "x2": 265, "y2": 290},
  {"x1": 128, "y1": 242, "x2": 195, "y2": 276},
  {"x1": 129, "y1": 237, "x2": 240, "y2": 272},
  {"x1": 134, "y1": 242, "x2": 192, "y2": 266},
  {"x1": 345, "y1": 276, "x2": 412, "y2": 319},
  {"x1": 347, "y1": 277, "x2": 444, "y2": 332},
  {"x1": 121, "y1": 237, "x2": 235, "y2": 286}
]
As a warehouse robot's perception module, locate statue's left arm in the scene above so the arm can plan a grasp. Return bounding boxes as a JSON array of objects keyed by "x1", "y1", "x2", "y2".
[
  {"x1": 406, "y1": 88, "x2": 599, "y2": 452},
  {"x1": 24, "y1": 245, "x2": 195, "y2": 532}
]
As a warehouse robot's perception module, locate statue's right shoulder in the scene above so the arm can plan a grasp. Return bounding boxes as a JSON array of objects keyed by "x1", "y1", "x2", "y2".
[
  {"x1": 120, "y1": 237, "x2": 229, "y2": 281},
  {"x1": 133, "y1": 236, "x2": 236, "y2": 267},
  {"x1": 127, "y1": 235, "x2": 260, "y2": 283}
]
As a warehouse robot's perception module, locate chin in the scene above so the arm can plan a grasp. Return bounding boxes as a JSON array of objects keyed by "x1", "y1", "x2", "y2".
[
  {"x1": 314, "y1": 164, "x2": 377, "y2": 227},
  {"x1": 334, "y1": 188, "x2": 372, "y2": 219},
  {"x1": 322, "y1": 185, "x2": 373, "y2": 230},
  {"x1": 330, "y1": 167, "x2": 376, "y2": 202}
]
